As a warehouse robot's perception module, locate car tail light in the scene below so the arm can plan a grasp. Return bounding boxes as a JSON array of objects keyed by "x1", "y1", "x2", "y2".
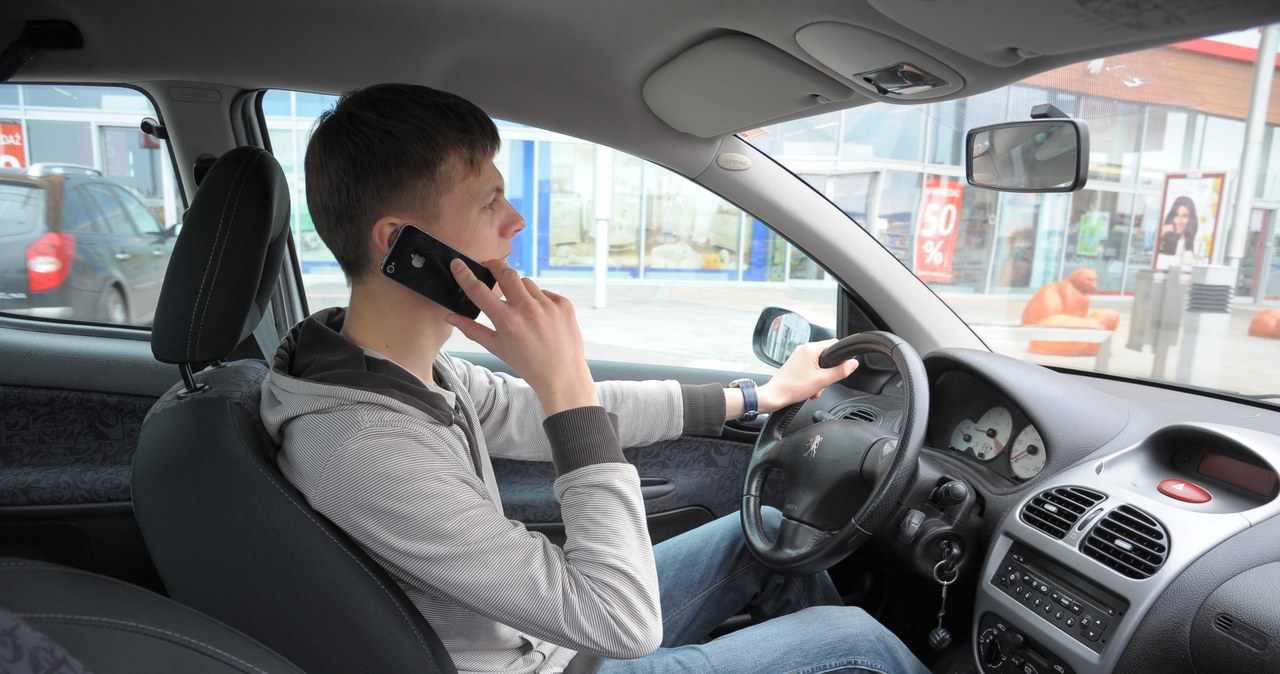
[{"x1": 27, "y1": 232, "x2": 76, "y2": 292}]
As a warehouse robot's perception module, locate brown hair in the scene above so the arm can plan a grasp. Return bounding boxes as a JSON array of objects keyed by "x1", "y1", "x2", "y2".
[{"x1": 304, "y1": 83, "x2": 500, "y2": 280}]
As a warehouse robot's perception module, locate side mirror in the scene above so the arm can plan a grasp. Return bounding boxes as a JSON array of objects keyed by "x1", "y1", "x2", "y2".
[
  {"x1": 752, "y1": 307, "x2": 834, "y2": 368},
  {"x1": 966, "y1": 116, "x2": 1089, "y2": 192}
]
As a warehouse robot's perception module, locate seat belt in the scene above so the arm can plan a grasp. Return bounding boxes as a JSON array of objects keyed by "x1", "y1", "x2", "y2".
[{"x1": 251, "y1": 300, "x2": 282, "y2": 360}]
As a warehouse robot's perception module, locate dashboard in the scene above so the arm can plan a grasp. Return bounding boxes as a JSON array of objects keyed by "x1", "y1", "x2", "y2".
[{"x1": 824, "y1": 347, "x2": 1280, "y2": 674}]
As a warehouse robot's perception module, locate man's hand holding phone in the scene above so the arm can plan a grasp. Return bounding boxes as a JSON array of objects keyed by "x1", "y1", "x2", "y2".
[{"x1": 445, "y1": 258, "x2": 598, "y2": 416}]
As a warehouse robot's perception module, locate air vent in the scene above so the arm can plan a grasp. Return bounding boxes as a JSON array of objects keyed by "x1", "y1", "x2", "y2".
[
  {"x1": 1082, "y1": 505, "x2": 1169, "y2": 579},
  {"x1": 830, "y1": 401, "x2": 883, "y2": 426},
  {"x1": 1020, "y1": 486, "x2": 1107, "y2": 540}
]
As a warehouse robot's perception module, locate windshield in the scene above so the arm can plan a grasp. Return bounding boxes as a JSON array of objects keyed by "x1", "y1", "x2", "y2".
[{"x1": 750, "y1": 26, "x2": 1280, "y2": 405}]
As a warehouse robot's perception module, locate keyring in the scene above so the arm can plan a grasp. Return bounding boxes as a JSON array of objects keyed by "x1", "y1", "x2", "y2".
[{"x1": 933, "y1": 559, "x2": 958, "y2": 585}]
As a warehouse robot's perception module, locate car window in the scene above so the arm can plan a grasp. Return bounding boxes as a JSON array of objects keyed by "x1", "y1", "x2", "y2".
[
  {"x1": 749, "y1": 26, "x2": 1280, "y2": 406},
  {"x1": 113, "y1": 184, "x2": 166, "y2": 236},
  {"x1": 0, "y1": 83, "x2": 181, "y2": 327},
  {"x1": 0, "y1": 182, "x2": 43, "y2": 237},
  {"x1": 264, "y1": 90, "x2": 838, "y2": 374},
  {"x1": 83, "y1": 184, "x2": 138, "y2": 236}
]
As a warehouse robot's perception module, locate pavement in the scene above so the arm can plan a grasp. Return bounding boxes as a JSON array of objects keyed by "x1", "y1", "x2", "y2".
[{"x1": 302, "y1": 272, "x2": 1280, "y2": 400}]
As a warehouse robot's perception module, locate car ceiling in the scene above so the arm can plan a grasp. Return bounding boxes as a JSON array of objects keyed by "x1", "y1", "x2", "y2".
[{"x1": 4, "y1": 0, "x2": 1279, "y2": 178}]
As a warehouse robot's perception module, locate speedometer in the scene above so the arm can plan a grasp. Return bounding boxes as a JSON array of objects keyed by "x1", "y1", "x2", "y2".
[
  {"x1": 1008, "y1": 425, "x2": 1047, "y2": 479},
  {"x1": 970, "y1": 406, "x2": 1012, "y2": 461}
]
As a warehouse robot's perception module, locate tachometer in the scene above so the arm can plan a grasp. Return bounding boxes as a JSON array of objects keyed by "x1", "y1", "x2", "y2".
[
  {"x1": 949, "y1": 418, "x2": 978, "y2": 454},
  {"x1": 1008, "y1": 425, "x2": 1047, "y2": 479}
]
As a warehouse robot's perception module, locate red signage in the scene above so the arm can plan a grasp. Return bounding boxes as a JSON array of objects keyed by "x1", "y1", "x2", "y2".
[
  {"x1": 914, "y1": 177, "x2": 964, "y2": 283},
  {"x1": 0, "y1": 122, "x2": 24, "y2": 169}
]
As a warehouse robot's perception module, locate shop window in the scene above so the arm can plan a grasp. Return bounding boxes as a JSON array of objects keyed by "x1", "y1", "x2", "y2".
[
  {"x1": 1063, "y1": 190, "x2": 1134, "y2": 293},
  {"x1": 1199, "y1": 116, "x2": 1246, "y2": 173},
  {"x1": 938, "y1": 185, "x2": 997, "y2": 293},
  {"x1": 877, "y1": 171, "x2": 922, "y2": 267},
  {"x1": 990, "y1": 192, "x2": 1070, "y2": 291},
  {"x1": 1137, "y1": 108, "x2": 1197, "y2": 187},
  {"x1": 752, "y1": 114, "x2": 839, "y2": 158},
  {"x1": 1082, "y1": 96, "x2": 1143, "y2": 184},
  {"x1": 27, "y1": 120, "x2": 94, "y2": 166},
  {"x1": 841, "y1": 105, "x2": 924, "y2": 162}
]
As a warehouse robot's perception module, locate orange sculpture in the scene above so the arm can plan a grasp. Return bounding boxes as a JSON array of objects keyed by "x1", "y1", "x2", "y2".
[
  {"x1": 1020, "y1": 268, "x2": 1119, "y2": 356},
  {"x1": 1248, "y1": 309, "x2": 1280, "y2": 339}
]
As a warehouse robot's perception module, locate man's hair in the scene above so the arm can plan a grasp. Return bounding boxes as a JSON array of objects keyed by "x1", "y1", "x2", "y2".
[{"x1": 305, "y1": 83, "x2": 500, "y2": 280}]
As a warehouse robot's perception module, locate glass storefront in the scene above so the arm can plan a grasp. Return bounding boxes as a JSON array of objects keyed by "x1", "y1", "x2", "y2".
[
  {"x1": 19, "y1": 41, "x2": 1271, "y2": 308},
  {"x1": 0, "y1": 85, "x2": 180, "y2": 225}
]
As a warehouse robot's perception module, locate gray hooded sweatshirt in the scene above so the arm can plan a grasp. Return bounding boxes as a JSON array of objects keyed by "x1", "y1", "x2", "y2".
[{"x1": 261, "y1": 308, "x2": 725, "y2": 674}]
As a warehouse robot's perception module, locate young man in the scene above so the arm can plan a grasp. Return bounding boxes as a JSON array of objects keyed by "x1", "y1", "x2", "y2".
[{"x1": 261, "y1": 83, "x2": 927, "y2": 674}]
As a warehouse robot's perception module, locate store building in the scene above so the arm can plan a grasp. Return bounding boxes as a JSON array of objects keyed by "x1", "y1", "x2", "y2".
[{"x1": 6, "y1": 29, "x2": 1276, "y2": 303}]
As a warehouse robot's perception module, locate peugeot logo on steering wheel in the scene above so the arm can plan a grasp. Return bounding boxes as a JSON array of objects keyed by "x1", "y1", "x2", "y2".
[{"x1": 803, "y1": 434, "x2": 823, "y2": 459}]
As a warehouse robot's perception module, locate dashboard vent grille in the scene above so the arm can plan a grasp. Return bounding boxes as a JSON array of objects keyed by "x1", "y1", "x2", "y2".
[
  {"x1": 1020, "y1": 486, "x2": 1106, "y2": 540},
  {"x1": 1082, "y1": 505, "x2": 1169, "y2": 579},
  {"x1": 831, "y1": 401, "x2": 883, "y2": 426}
]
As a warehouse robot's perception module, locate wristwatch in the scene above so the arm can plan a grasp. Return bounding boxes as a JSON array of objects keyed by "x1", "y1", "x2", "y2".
[{"x1": 729, "y1": 378, "x2": 759, "y2": 422}]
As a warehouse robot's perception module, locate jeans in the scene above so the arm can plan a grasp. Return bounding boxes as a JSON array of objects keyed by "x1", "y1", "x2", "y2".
[{"x1": 595, "y1": 508, "x2": 929, "y2": 674}]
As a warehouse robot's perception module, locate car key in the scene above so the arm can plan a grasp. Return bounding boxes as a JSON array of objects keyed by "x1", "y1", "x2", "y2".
[{"x1": 929, "y1": 556, "x2": 957, "y2": 651}]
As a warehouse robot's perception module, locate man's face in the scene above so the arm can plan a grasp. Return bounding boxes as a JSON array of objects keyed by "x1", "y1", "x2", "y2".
[{"x1": 422, "y1": 157, "x2": 525, "y2": 263}]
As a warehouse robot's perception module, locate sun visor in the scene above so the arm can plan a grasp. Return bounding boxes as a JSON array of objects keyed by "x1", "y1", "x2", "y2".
[
  {"x1": 794, "y1": 22, "x2": 963, "y2": 102},
  {"x1": 643, "y1": 34, "x2": 856, "y2": 138},
  {"x1": 868, "y1": 0, "x2": 1280, "y2": 67}
]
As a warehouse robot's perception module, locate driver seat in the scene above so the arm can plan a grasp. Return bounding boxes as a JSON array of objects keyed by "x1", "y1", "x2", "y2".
[{"x1": 132, "y1": 146, "x2": 457, "y2": 674}]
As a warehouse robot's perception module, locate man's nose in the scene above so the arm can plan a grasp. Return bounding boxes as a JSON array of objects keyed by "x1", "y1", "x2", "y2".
[{"x1": 504, "y1": 205, "x2": 526, "y2": 237}]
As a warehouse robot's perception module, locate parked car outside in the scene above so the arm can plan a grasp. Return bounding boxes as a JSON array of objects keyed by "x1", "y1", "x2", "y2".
[{"x1": 0, "y1": 164, "x2": 174, "y2": 325}]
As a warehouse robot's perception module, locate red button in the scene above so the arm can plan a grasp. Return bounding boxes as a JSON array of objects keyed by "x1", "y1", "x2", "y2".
[{"x1": 1158, "y1": 479, "x2": 1211, "y2": 503}]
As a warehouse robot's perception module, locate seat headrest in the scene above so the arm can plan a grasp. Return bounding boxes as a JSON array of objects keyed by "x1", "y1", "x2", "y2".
[{"x1": 151, "y1": 147, "x2": 290, "y2": 365}]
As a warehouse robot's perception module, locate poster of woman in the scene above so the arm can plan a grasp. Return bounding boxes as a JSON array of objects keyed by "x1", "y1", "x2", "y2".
[{"x1": 1154, "y1": 172, "x2": 1226, "y2": 270}]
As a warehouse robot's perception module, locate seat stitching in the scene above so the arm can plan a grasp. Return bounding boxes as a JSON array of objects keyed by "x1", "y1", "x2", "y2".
[
  {"x1": 220, "y1": 402, "x2": 441, "y2": 669},
  {"x1": 186, "y1": 150, "x2": 254, "y2": 360},
  {"x1": 195, "y1": 152, "x2": 275, "y2": 357},
  {"x1": 17, "y1": 613, "x2": 277, "y2": 674}
]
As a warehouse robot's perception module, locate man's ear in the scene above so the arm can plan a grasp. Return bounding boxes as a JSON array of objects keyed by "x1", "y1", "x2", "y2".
[{"x1": 370, "y1": 216, "x2": 407, "y2": 258}]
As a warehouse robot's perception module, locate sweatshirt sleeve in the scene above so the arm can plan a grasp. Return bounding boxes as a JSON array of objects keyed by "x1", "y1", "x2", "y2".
[
  {"x1": 306, "y1": 418, "x2": 662, "y2": 659},
  {"x1": 446, "y1": 356, "x2": 712, "y2": 461}
]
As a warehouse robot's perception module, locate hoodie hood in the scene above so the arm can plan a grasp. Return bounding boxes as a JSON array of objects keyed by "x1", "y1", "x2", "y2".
[{"x1": 262, "y1": 307, "x2": 457, "y2": 443}]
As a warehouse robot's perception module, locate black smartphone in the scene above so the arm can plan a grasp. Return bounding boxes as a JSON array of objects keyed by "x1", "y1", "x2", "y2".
[{"x1": 379, "y1": 224, "x2": 497, "y2": 319}]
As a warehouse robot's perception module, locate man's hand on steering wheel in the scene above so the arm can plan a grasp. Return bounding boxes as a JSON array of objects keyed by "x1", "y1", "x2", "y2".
[{"x1": 724, "y1": 340, "x2": 860, "y2": 422}]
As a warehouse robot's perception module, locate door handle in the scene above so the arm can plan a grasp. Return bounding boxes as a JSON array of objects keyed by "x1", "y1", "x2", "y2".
[
  {"x1": 114, "y1": 252, "x2": 132, "y2": 261},
  {"x1": 639, "y1": 477, "x2": 675, "y2": 500}
]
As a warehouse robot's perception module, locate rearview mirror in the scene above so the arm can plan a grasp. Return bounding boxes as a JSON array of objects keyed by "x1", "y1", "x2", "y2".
[{"x1": 966, "y1": 118, "x2": 1088, "y2": 192}]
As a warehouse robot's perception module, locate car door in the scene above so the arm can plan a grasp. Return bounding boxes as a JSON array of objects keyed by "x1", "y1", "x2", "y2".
[
  {"x1": 111, "y1": 184, "x2": 174, "y2": 324},
  {"x1": 80, "y1": 182, "x2": 167, "y2": 321},
  {"x1": 0, "y1": 83, "x2": 182, "y2": 592}
]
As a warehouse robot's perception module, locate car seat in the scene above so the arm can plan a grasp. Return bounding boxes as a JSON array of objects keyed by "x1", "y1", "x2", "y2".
[
  {"x1": 0, "y1": 556, "x2": 306, "y2": 674},
  {"x1": 132, "y1": 146, "x2": 457, "y2": 674}
]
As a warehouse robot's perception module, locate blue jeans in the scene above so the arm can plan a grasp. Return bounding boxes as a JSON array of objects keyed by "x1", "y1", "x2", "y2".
[{"x1": 595, "y1": 509, "x2": 929, "y2": 674}]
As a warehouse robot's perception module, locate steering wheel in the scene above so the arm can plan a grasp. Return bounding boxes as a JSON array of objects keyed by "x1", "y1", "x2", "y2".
[{"x1": 741, "y1": 331, "x2": 928, "y2": 576}]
